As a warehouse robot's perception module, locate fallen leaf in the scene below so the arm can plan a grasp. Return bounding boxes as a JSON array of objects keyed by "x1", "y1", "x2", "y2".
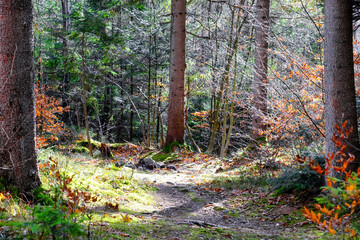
[{"x1": 122, "y1": 214, "x2": 131, "y2": 222}]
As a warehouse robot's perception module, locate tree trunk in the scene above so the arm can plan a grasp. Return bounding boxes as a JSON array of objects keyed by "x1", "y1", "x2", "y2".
[
  {"x1": 165, "y1": 0, "x2": 186, "y2": 146},
  {"x1": 185, "y1": 77, "x2": 201, "y2": 153},
  {"x1": 207, "y1": 8, "x2": 237, "y2": 154},
  {"x1": 0, "y1": 0, "x2": 41, "y2": 195},
  {"x1": 324, "y1": 0, "x2": 360, "y2": 178},
  {"x1": 252, "y1": 0, "x2": 270, "y2": 140},
  {"x1": 103, "y1": 83, "x2": 112, "y2": 141},
  {"x1": 130, "y1": 70, "x2": 134, "y2": 142},
  {"x1": 61, "y1": 0, "x2": 71, "y2": 125},
  {"x1": 81, "y1": 32, "x2": 93, "y2": 157},
  {"x1": 147, "y1": 39, "x2": 152, "y2": 147},
  {"x1": 207, "y1": 3, "x2": 247, "y2": 154}
]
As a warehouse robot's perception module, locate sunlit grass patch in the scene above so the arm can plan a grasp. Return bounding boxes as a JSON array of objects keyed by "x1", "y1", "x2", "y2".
[{"x1": 38, "y1": 149, "x2": 156, "y2": 210}]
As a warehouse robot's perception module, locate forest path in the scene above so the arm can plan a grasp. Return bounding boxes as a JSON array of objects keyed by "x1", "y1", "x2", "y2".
[{"x1": 130, "y1": 159, "x2": 321, "y2": 240}]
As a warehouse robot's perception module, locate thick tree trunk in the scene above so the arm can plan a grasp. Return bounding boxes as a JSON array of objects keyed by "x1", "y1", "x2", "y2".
[
  {"x1": 324, "y1": 0, "x2": 360, "y2": 178},
  {"x1": 252, "y1": 0, "x2": 269, "y2": 140},
  {"x1": 165, "y1": 0, "x2": 186, "y2": 146},
  {"x1": 0, "y1": 0, "x2": 41, "y2": 195}
]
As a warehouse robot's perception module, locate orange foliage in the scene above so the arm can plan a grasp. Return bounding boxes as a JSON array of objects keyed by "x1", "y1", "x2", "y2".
[
  {"x1": 35, "y1": 83, "x2": 69, "y2": 148},
  {"x1": 296, "y1": 122, "x2": 359, "y2": 238},
  {"x1": 265, "y1": 44, "x2": 325, "y2": 151}
]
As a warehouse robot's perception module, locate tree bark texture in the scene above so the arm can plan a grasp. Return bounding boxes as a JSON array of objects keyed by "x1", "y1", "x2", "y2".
[
  {"x1": 252, "y1": 0, "x2": 269, "y2": 140},
  {"x1": 0, "y1": 0, "x2": 41, "y2": 195},
  {"x1": 165, "y1": 0, "x2": 186, "y2": 146},
  {"x1": 324, "y1": 0, "x2": 360, "y2": 177}
]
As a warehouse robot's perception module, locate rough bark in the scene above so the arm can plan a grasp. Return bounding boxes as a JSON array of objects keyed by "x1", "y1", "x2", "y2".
[
  {"x1": 165, "y1": 0, "x2": 186, "y2": 146},
  {"x1": 252, "y1": 0, "x2": 269, "y2": 140},
  {"x1": 0, "y1": 0, "x2": 41, "y2": 195},
  {"x1": 324, "y1": 0, "x2": 360, "y2": 178}
]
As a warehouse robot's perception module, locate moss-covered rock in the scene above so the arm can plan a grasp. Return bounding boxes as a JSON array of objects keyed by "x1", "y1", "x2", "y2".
[
  {"x1": 75, "y1": 139, "x2": 101, "y2": 150},
  {"x1": 71, "y1": 146, "x2": 90, "y2": 154},
  {"x1": 109, "y1": 143, "x2": 130, "y2": 150},
  {"x1": 152, "y1": 152, "x2": 178, "y2": 162}
]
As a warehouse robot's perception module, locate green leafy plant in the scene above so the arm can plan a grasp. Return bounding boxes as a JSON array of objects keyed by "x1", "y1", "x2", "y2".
[
  {"x1": 16, "y1": 156, "x2": 99, "y2": 239},
  {"x1": 18, "y1": 205, "x2": 85, "y2": 239}
]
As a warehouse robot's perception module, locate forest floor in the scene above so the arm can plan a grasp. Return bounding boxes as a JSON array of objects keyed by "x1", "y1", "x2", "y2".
[
  {"x1": 0, "y1": 144, "x2": 336, "y2": 239},
  {"x1": 122, "y1": 158, "x2": 329, "y2": 240}
]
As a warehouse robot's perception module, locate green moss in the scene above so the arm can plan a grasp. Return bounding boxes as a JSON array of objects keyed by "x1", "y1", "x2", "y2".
[
  {"x1": 162, "y1": 141, "x2": 181, "y2": 153},
  {"x1": 109, "y1": 143, "x2": 130, "y2": 149},
  {"x1": 191, "y1": 197, "x2": 205, "y2": 202},
  {"x1": 75, "y1": 139, "x2": 101, "y2": 149},
  {"x1": 71, "y1": 145, "x2": 90, "y2": 154},
  {"x1": 152, "y1": 152, "x2": 177, "y2": 162},
  {"x1": 226, "y1": 210, "x2": 240, "y2": 218}
]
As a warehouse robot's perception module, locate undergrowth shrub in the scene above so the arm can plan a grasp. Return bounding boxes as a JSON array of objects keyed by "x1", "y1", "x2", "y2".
[
  {"x1": 269, "y1": 155, "x2": 324, "y2": 196},
  {"x1": 35, "y1": 83, "x2": 69, "y2": 148},
  {"x1": 12, "y1": 156, "x2": 99, "y2": 239},
  {"x1": 19, "y1": 205, "x2": 85, "y2": 239},
  {"x1": 300, "y1": 121, "x2": 360, "y2": 238}
]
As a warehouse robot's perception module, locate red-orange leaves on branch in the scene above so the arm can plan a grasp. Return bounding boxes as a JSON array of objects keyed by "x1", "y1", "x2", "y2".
[
  {"x1": 298, "y1": 122, "x2": 360, "y2": 238},
  {"x1": 35, "y1": 84, "x2": 69, "y2": 148}
]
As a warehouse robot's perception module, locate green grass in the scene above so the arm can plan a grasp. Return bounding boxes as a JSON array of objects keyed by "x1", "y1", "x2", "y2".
[{"x1": 0, "y1": 148, "x2": 160, "y2": 239}]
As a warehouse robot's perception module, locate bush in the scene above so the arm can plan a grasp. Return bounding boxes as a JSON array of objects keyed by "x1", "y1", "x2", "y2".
[
  {"x1": 17, "y1": 205, "x2": 85, "y2": 239},
  {"x1": 269, "y1": 155, "x2": 325, "y2": 196}
]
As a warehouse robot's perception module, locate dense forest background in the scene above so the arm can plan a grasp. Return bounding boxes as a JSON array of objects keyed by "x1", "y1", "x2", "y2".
[{"x1": 35, "y1": 0, "x2": 327, "y2": 158}]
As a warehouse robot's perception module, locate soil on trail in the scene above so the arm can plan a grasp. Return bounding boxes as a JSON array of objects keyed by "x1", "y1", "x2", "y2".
[{"x1": 132, "y1": 159, "x2": 323, "y2": 240}]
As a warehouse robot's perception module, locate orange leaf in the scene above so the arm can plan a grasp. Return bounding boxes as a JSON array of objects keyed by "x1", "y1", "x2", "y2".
[
  {"x1": 342, "y1": 120, "x2": 348, "y2": 129},
  {"x1": 122, "y1": 214, "x2": 131, "y2": 222},
  {"x1": 329, "y1": 228, "x2": 336, "y2": 235},
  {"x1": 346, "y1": 184, "x2": 356, "y2": 192},
  {"x1": 351, "y1": 230, "x2": 356, "y2": 238},
  {"x1": 310, "y1": 163, "x2": 324, "y2": 174}
]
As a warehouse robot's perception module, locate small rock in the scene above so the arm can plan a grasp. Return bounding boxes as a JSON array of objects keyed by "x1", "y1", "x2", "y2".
[
  {"x1": 124, "y1": 162, "x2": 135, "y2": 169},
  {"x1": 136, "y1": 158, "x2": 156, "y2": 170},
  {"x1": 115, "y1": 161, "x2": 125, "y2": 168},
  {"x1": 167, "y1": 165, "x2": 176, "y2": 171},
  {"x1": 215, "y1": 167, "x2": 224, "y2": 173},
  {"x1": 155, "y1": 162, "x2": 165, "y2": 169},
  {"x1": 144, "y1": 157, "x2": 155, "y2": 166}
]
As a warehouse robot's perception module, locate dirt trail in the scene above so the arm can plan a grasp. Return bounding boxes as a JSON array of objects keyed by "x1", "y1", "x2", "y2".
[{"x1": 132, "y1": 161, "x2": 320, "y2": 240}]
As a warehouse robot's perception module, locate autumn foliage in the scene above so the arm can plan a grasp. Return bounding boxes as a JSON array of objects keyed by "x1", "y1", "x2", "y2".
[
  {"x1": 297, "y1": 121, "x2": 359, "y2": 238},
  {"x1": 35, "y1": 83, "x2": 69, "y2": 148}
]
